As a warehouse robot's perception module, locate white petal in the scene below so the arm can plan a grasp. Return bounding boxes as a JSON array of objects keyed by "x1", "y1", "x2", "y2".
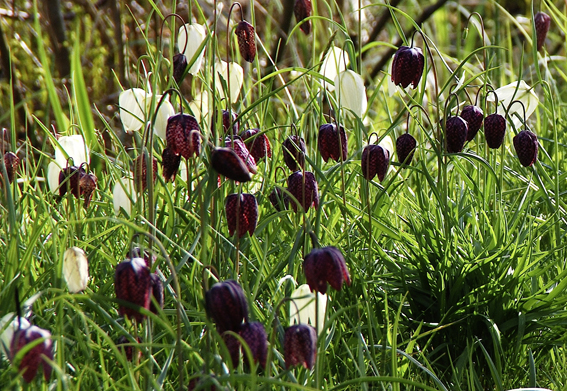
[
  {"x1": 488, "y1": 80, "x2": 539, "y2": 127},
  {"x1": 378, "y1": 135, "x2": 394, "y2": 156},
  {"x1": 0, "y1": 314, "x2": 30, "y2": 358},
  {"x1": 119, "y1": 88, "x2": 149, "y2": 132},
  {"x1": 113, "y1": 176, "x2": 137, "y2": 216},
  {"x1": 178, "y1": 24, "x2": 207, "y2": 75},
  {"x1": 54, "y1": 135, "x2": 90, "y2": 168},
  {"x1": 47, "y1": 161, "x2": 62, "y2": 193},
  {"x1": 321, "y1": 46, "x2": 349, "y2": 91},
  {"x1": 188, "y1": 92, "x2": 210, "y2": 127},
  {"x1": 154, "y1": 96, "x2": 175, "y2": 139},
  {"x1": 215, "y1": 61, "x2": 244, "y2": 103},
  {"x1": 290, "y1": 284, "x2": 327, "y2": 335},
  {"x1": 335, "y1": 70, "x2": 367, "y2": 118},
  {"x1": 63, "y1": 247, "x2": 89, "y2": 293}
]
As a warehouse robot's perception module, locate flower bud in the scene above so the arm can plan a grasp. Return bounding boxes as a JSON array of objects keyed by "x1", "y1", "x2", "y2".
[
  {"x1": 134, "y1": 154, "x2": 158, "y2": 192},
  {"x1": 391, "y1": 46, "x2": 424, "y2": 89},
  {"x1": 284, "y1": 324, "x2": 317, "y2": 369},
  {"x1": 173, "y1": 53, "x2": 188, "y2": 83},
  {"x1": 235, "y1": 20, "x2": 256, "y2": 63},
  {"x1": 63, "y1": 247, "x2": 89, "y2": 293},
  {"x1": 10, "y1": 325, "x2": 53, "y2": 383},
  {"x1": 114, "y1": 258, "x2": 152, "y2": 323},
  {"x1": 205, "y1": 280, "x2": 249, "y2": 333},
  {"x1": 534, "y1": 12, "x2": 551, "y2": 51},
  {"x1": 287, "y1": 171, "x2": 319, "y2": 212},
  {"x1": 225, "y1": 193, "x2": 258, "y2": 238}
]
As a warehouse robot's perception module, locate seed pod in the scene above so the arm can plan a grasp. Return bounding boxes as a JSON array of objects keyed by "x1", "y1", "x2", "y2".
[
  {"x1": 235, "y1": 20, "x2": 256, "y2": 63},
  {"x1": 294, "y1": 0, "x2": 312, "y2": 35},
  {"x1": 282, "y1": 135, "x2": 306, "y2": 171},
  {"x1": 134, "y1": 154, "x2": 158, "y2": 192},
  {"x1": 59, "y1": 165, "x2": 85, "y2": 198},
  {"x1": 534, "y1": 12, "x2": 551, "y2": 51},
  {"x1": 460, "y1": 105, "x2": 484, "y2": 141},
  {"x1": 318, "y1": 123, "x2": 347, "y2": 163},
  {"x1": 225, "y1": 137, "x2": 257, "y2": 174},
  {"x1": 225, "y1": 193, "x2": 258, "y2": 238},
  {"x1": 166, "y1": 114, "x2": 202, "y2": 159},
  {"x1": 114, "y1": 258, "x2": 152, "y2": 323},
  {"x1": 391, "y1": 46, "x2": 424, "y2": 89},
  {"x1": 268, "y1": 187, "x2": 288, "y2": 211},
  {"x1": 361, "y1": 145, "x2": 390, "y2": 181},
  {"x1": 116, "y1": 335, "x2": 142, "y2": 362},
  {"x1": 396, "y1": 133, "x2": 417, "y2": 165},
  {"x1": 210, "y1": 147, "x2": 252, "y2": 182},
  {"x1": 445, "y1": 116, "x2": 468, "y2": 153},
  {"x1": 484, "y1": 113, "x2": 506, "y2": 149},
  {"x1": 240, "y1": 128, "x2": 272, "y2": 162},
  {"x1": 284, "y1": 324, "x2": 317, "y2": 369},
  {"x1": 173, "y1": 53, "x2": 188, "y2": 83},
  {"x1": 79, "y1": 172, "x2": 97, "y2": 208},
  {"x1": 149, "y1": 273, "x2": 164, "y2": 313},
  {"x1": 205, "y1": 280, "x2": 249, "y2": 333},
  {"x1": 3, "y1": 152, "x2": 19, "y2": 183},
  {"x1": 162, "y1": 147, "x2": 182, "y2": 182},
  {"x1": 303, "y1": 246, "x2": 350, "y2": 294},
  {"x1": 10, "y1": 325, "x2": 53, "y2": 383},
  {"x1": 513, "y1": 130, "x2": 538, "y2": 167},
  {"x1": 287, "y1": 171, "x2": 319, "y2": 212},
  {"x1": 239, "y1": 321, "x2": 268, "y2": 368}
]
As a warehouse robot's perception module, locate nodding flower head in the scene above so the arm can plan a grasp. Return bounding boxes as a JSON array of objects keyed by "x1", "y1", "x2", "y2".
[
  {"x1": 282, "y1": 135, "x2": 306, "y2": 172},
  {"x1": 287, "y1": 171, "x2": 319, "y2": 212},
  {"x1": 361, "y1": 144, "x2": 390, "y2": 182},
  {"x1": 513, "y1": 130, "x2": 538, "y2": 167},
  {"x1": 205, "y1": 280, "x2": 249, "y2": 333},
  {"x1": 284, "y1": 324, "x2": 317, "y2": 369},
  {"x1": 235, "y1": 20, "x2": 256, "y2": 63},
  {"x1": 10, "y1": 325, "x2": 54, "y2": 383},
  {"x1": 225, "y1": 193, "x2": 259, "y2": 238},
  {"x1": 210, "y1": 147, "x2": 252, "y2": 183},
  {"x1": 3, "y1": 152, "x2": 19, "y2": 183},
  {"x1": 460, "y1": 105, "x2": 484, "y2": 142},
  {"x1": 240, "y1": 128, "x2": 272, "y2": 163},
  {"x1": 318, "y1": 123, "x2": 348, "y2": 163},
  {"x1": 391, "y1": 46, "x2": 424, "y2": 89},
  {"x1": 294, "y1": 0, "x2": 312, "y2": 35},
  {"x1": 396, "y1": 133, "x2": 417, "y2": 166},
  {"x1": 445, "y1": 116, "x2": 468, "y2": 153},
  {"x1": 166, "y1": 114, "x2": 202, "y2": 159},
  {"x1": 303, "y1": 246, "x2": 350, "y2": 294},
  {"x1": 114, "y1": 257, "x2": 152, "y2": 323}
]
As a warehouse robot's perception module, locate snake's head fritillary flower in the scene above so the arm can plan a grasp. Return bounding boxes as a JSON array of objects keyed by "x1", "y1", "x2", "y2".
[
  {"x1": 294, "y1": 0, "x2": 312, "y2": 34},
  {"x1": 215, "y1": 61, "x2": 244, "y2": 103},
  {"x1": 282, "y1": 135, "x2": 306, "y2": 172},
  {"x1": 235, "y1": 20, "x2": 256, "y2": 63},
  {"x1": 284, "y1": 324, "x2": 317, "y2": 369},
  {"x1": 487, "y1": 80, "x2": 539, "y2": 128},
  {"x1": 166, "y1": 114, "x2": 202, "y2": 159},
  {"x1": 63, "y1": 247, "x2": 89, "y2": 293},
  {"x1": 210, "y1": 147, "x2": 252, "y2": 183},
  {"x1": 10, "y1": 325, "x2": 53, "y2": 383},
  {"x1": 268, "y1": 187, "x2": 289, "y2": 211},
  {"x1": 484, "y1": 113, "x2": 507, "y2": 149},
  {"x1": 240, "y1": 128, "x2": 272, "y2": 162},
  {"x1": 162, "y1": 147, "x2": 182, "y2": 183},
  {"x1": 335, "y1": 70, "x2": 367, "y2": 118},
  {"x1": 133, "y1": 154, "x2": 158, "y2": 192},
  {"x1": 460, "y1": 105, "x2": 484, "y2": 141},
  {"x1": 391, "y1": 46, "x2": 424, "y2": 89},
  {"x1": 239, "y1": 321, "x2": 268, "y2": 368},
  {"x1": 534, "y1": 12, "x2": 551, "y2": 51},
  {"x1": 0, "y1": 314, "x2": 30, "y2": 359},
  {"x1": 396, "y1": 133, "x2": 417, "y2": 166},
  {"x1": 114, "y1": 257, "x2": 152, "y2": 323},
  {"x1": 113, "y1": 176, "x2": 137, "y2": 216},
  {"x1": 361, "y1": 145, "x2": 390, "y2": 181},
  {"x1": 47, "y1": 135, "x2": 89, "y2": 193},
  {"x1": 318, "y1": 123, "x2": 347, "y2": 163},
  {"x1": 205, "y1": 280, "x2": 249, "y2": 333},
  {"x1": 287, "y1": 171, "x2": 319, "y2": 212},
  {"x1": 320, "y1": 46, "x2": 348, "y2": 91},
  {"x1": 513, "y1": 130, "x2": 538, "y2": 167},
  {"x1": 225, "y1": 193, "x2": 258, "y2": 238},
  {"x1": 177, "y1": 23, "x2": 207, "y2": 75},
  {"x1": 303, "y1": 246, "x2": 350, "y2": 294},
  {"x1": 445, "y1": 116, "x2": 468, "y2": 153},
  {"x1": 225, "y1": 137, "x2": 257, "y2": 175}
]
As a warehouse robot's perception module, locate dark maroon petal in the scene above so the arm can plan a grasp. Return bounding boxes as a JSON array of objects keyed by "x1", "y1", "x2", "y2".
[
  {"x1": 268, "y1": 187, "x2": 288, "y2": 211},
  {"x1": 11, "y1": 326, "x2": 53, "y2": 383},
  {"x1": 134, "y1": 154, "x2": 158, "y2": 192},
  {"x1": 325, "y1": 246, "x2": 350, "y2": 289},
  {"x1": 513, "y1": 130, "x2": 538, "y2": 167},
  {"x1": 225, "y1": 193, "x2": 258, "y2": 238},
  {"x1": 304, "y1": 248, "x2": 330, "y2": 294},
  {"x1": 114, "y1": 258, "x2": 152, "y2": 322},
  {"x1": 396, "y1": 133, "x2": 417, "y2": 165},
  {"x1": 284, "y1": 325, "x2": 317, "y2": 369},
  {"x1": 205, "y1": 280, "x2": 249, "y2": 333},
  {"x1": 173, "y1": 53, "x2": 188, "y2": 83},
  {"x1": 149, "y1": 273, "x2": 164, "y2": 313},
  {"x1": 460, "y1": 105, "x2": 484, "y2": 141},
  {"x1": 535, "y1": 12, "x2": 551, "y2": 51},
  {"x1": 445, "y1": 116, "x2": 469, "y2": 153},
  {"x1": 162, "y1": 147, "x2": 182, "y2": 182},
  {"x1": 4, "y1": 151, "x2": 19, "y2": 183},
  {"x1": 287, "y1": 171, "x2": 319, "y2": 212},
  {"x1": 375, "y1": 146, "x2": 390, "y2": 182},
  {"x1": 318, "y1": 123, "x2": 347, "y2": 163},
  {"x1": 294, "y1": 0, "x2": 312, "y2": 34},
  {"x1": 210, "y1": 147, "x2": 252, "y2": 182},
  {"x1": 484, "y1": 113, "x2": 506, "y2": 149},
  {"x1": 361, "y1": 145, "x2": 377, "y2": 180},
  {"x1": 166, "y1": 114, "x2": 201, "y2": 159},
  {"x1": 235, "y1": 20, "x2": 256, "y2": 63},
  {"x1": 223, "y1": 332, "x2": 241, "y2": 368},
  {"x1": 241, "y1": 128, "x2": 272, "y2": 162},
  {"x1": 411, "y1": 47, "x2": 425, "y2": 88},
  {"x1": 58, "y1": 166, "x2": 84, "y2": 198},
  {"x1": 392, "y1": 46, "x2": 424, "y2": 89},
  {"x1": 225, "y1": 137, "x2": 257, "y2": 174},
  {"x1": 282, "y1": 135, "x2": 306, "y2": 171},
  {"x1": 239, "y1": 322, "x2": 268, "y2": 368},
  {"x1": 213, "y1": 110, "x2": 239, "y2": 135}
]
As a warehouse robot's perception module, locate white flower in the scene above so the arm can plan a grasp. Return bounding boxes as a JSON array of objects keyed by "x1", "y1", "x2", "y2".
[
  {"x1": 113, "y1": 176, "x2": 137, "y2": 216},
  {"x1": 290, "y1": 284, "x2": 327, "y2": 335},
  {"x1": 215, "y1": 61, "x2": 244, "y2": 104},
  {"x1": 487, "y1": 80, "x2": 539, "y2": 128},
  {"x1": 47, "y1": 135, "x2": 90, "y2": 193},
  {"x1": 177, "y1": 23, "x2": 207, "y2": 75},
  {"x1": 63, "y1": 247, "x2": 89, "y2": 293},
  {"x1": 118, "y1": 88, "x2": 174, "y2": 138},
  {"x1": 0, "y1": 314, "x2": 30, "y2": 358},
  {"x1": 335, "y1": 70, "x2": 367, "y2": 118},
  {"x1": 321, "y1": 46, "x2": 349, "y2": 91}
]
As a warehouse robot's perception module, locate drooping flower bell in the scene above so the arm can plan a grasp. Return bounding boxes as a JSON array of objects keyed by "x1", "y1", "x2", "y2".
[
  {"x1": 239, "y1": 321, "x2": 268, "y2": 368},
  {"x1": 79, "y1": 172, "x2": 97, "y2": 208},
  {"x1": 3, "y1": 151, "x2": 19, "y2": 183},
  {"x1": 534, "y1": 12, "x2": 551, "y2": 51},
  {"x1": 118, "y1": 88, "x2": 175, "y2": 139},
  {"x1": 282, "y1": 135, "x2": 306, "y2": 172},
  {"x1": 225, "y1": 137, "x2": 257, "y2": 174},
  {"x1": 287, "y1": 171, "x2": 319, "y2": 212},
  {"x1": 303, "y1": 246, "x2": 350, "y2": 294},
  {"x1": 172, "y1": 53, "x2": 188, "y2": 84},
  {"x1": 335, "y1": 70, "x2": 367, "y2": 118},
  {"x1": 166, "y1": 114, "x2": 202, "y2": 159},
  {"x1": 460, "y1": 105, "x2": 484, "y2": 141},
  {"x1": 361, "y1": 144, "x2": 390, "y2": 181},
  {"x1": 391, "y1": 46, "x2": 424, "y2": 89},
  {"x1": 213, "y1": 110, "x2": 239, "y2": 135},
  {"x1": 215, "y1": 61, "x2": 244, "y2": 104},
  {"x1": 47, "y1": 135, "x2": 89, "y2": 194},
  {"x1": 235, "y1": 20, "x2": 256, "y2": 63},
  {"x1": 205, "y1": 280, "x2": 249, "y2": 333},
  {"x1": 396, "y1": 133, "x2": 417, "y2": 165},
  {"x1": 114, "y1": 257, "x2": 152, "y2": 323},
  {"x1": 318, "y1": 123, "x2": 347, "y2": 163},
  {"x1": 63, "y1": 247, "x2": 89, "y2": 293},
  {"x1": 58, "y1": 165, "x2": 85, "y2": 198},
  {"x1": 513, "y1": 130, "x2": 538, "y2": 167},
  {"x1": 240, "y1": 128, "x2": 272, "y2": 162},
  {"x1": 177, "y1": 23, "x2": 207, "y2": 75},
  {"x1": 225, "y1": 193, "x2": 258, "y2": 238},
  {"x1": 320, "y1": 46, "x2": 349, "y2": 91},
  {"x1": 133, "y1": 154, "x2": 158, "y2": 192},
  {"x1": 445, "y1": 116, "x2": 468, "y2": 153},
  {"x1": 284, "y1": 324, "x2": 317, "y2": 369},
  {"x1": 484, "y1": 112, "x2": 506, "y2": 149},
  {"x1": 294, "y1": 0, "x2": 312, "y2": 35},
  {"x1": 113, "y1": 176, "x2": 137, "y2": 216},
  {"x1": 10, "y1": 325, "x2": 54, "y2": 383},
  {"x1": 162, "y1": 147, "x2": 182, "y2": 183},
  {"x1": 210, "y1": 147, "x2": 252, "y2": 183}
]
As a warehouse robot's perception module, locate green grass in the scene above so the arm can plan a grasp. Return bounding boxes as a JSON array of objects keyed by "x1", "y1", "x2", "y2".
[{"x1": 1, "y1": 0, "x2": 567, "y2": 389}]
